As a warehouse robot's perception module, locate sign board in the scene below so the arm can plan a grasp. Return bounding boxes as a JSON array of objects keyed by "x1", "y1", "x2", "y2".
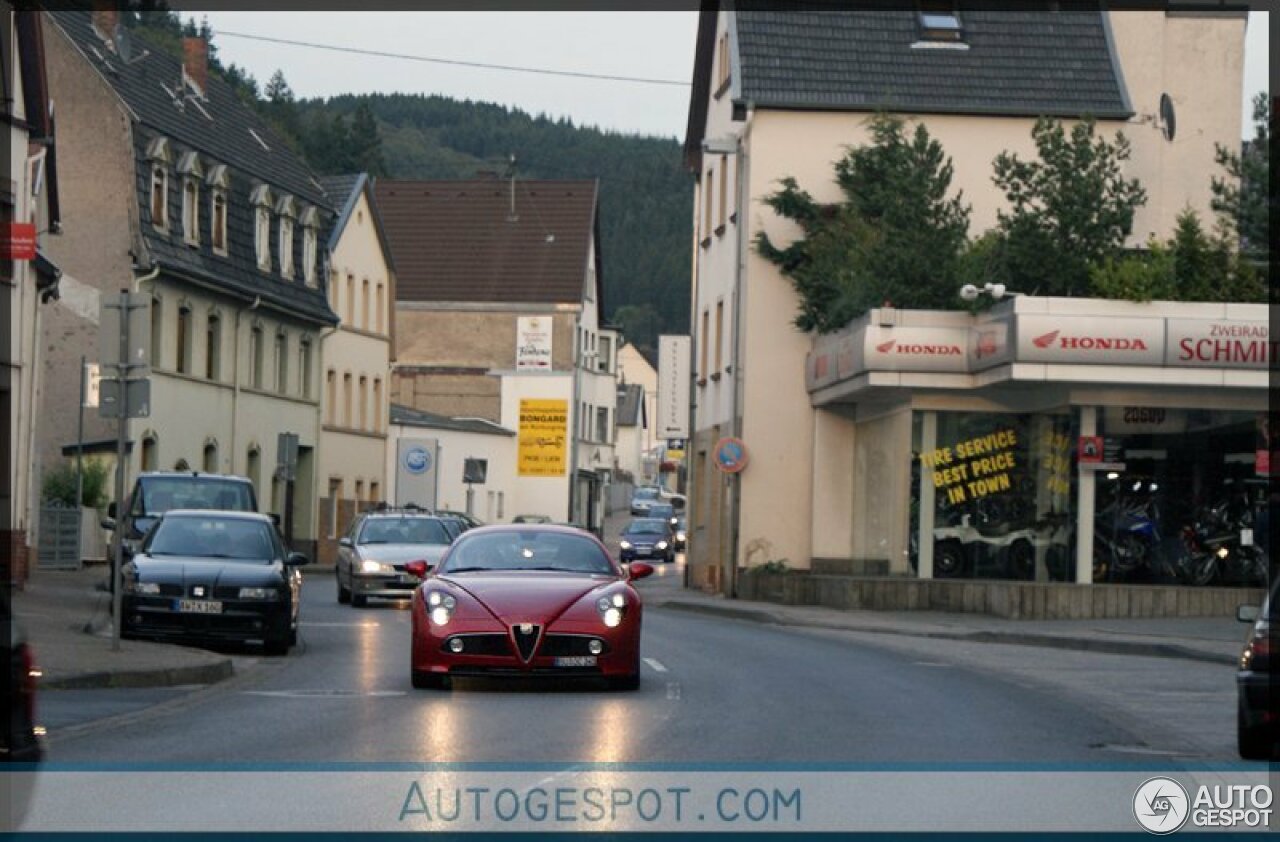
[
  {"x1": 0, "y1": 222, "x2": 36, "y2": 261},
  {"x1": 395, "y1": 438, "x2": 439, "y2": 508},
  {"x1": 515, "y1": 316, "x2": 553, "y2": 371},
  {"x1": 1103, "y1": 406, "x2": 1188, "y2": 435},
  {"x1": 276, "y1": 432, "x2": 299, "y2": 482},
  {"x1": 1077, "y1": 436, "x2": 1103, "y2": 463},
  {"x1": 98, "y1": 378, "x2": 150, "y2": 419},
  {"x1": 84, "y1": 363, "x2": 101, "y2": 408},
  {"x1": 1016, "y1": 316, "x2": 1165, "y2": 366},
  {"x1": 713, "y1": 437, "x2": 748, "y2": 473},
  {"x1": 865, "y1": 325, "x2": 970, "y2": 373},
  {"x1": 99, "y1": 292, "x2": 152, "y2": 375},
  {"x1": 656, "y1": 335, "x2": 691, "y2": 440},
  {"x1": 518, "y1": 399, "x2": 568, "y2": 477},
  {"x1": 1166, "y1": 319, "x2": 1272, "y2": 369},
  {"x1": 463, "y1": 458, "x2": 488, "y2": 484}
]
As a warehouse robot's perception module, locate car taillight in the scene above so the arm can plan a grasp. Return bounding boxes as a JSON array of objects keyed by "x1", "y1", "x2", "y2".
[{"x1": 1241, "y1": 635, "x2": 1271, "y2": 671}]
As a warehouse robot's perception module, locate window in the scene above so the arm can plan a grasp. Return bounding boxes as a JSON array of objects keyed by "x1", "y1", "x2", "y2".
[
  {"x1": 919, "y1": 1, "x2": 963, "y2": 41},
  {"x1": 255, "y1": 206, "x2": 271, "y2": 270},
  {"x1": 203, "y1": 441, "x2": 217, "y2": 473},
  {"x1": 373, "y1": 378, "x2": 383, "y2": 432},
  {"x1": 279, "y1": 216, "x2": 294, "y2": 278},
  {"x1": 150, "y1": 296, "x2": 163, "y2": 369},
  {"x1": 714, "y1": 300, "x2": 724, "y2": 374},
  {"x1": 361, "y1": 280, "x2": 370, "y2": 330},
  {"x1": 176, "y1": 306, "x2": 192, "y2": 374},
  {"x1": 718, "y1": 155, "x2": 728, "y2": 230},
  {"x1": 375, "y1": 283, "x2": 384, "y2": 334},
  {"x1": 703, "y1": 168, "x2": 713, "y2": 241},
  {"x1": 250, "y1": 325, "x2": 264, "y2": 389},
  {"x1": 596, "y1": 407, "x2": 609, "y2": 442},
  {"x1": 211, "y1": 189, "x2": 227, "y2": 254},
  {"x1": 699, "y1": 308, "x2": 709, "y2": 380},
  {"x1": 205, "y1": 313, "x2": 221, "y2": 380},
  {"x1": 247, "y1": 446, "x2": 261, "y2": 502},
  {"x1": 299, "y1": 339, "x2": 313, "y2": 398},
  {"x1": 369, "y1": 481, "x2": 380, "y2": 504},
  {"x1": 598, "y1": 335, "x2": 612, "y2": 373},
  {"x1": 346, "y1": 274, "x2": 355, "y2": 326},
  {"x1": 141, "y1": 435, "x2": 158, "y2": 472},
  {"x1": 327, "y1": 478, "x2": 342, "y2": 538},
  {"x1": 343, "y1": 372, "x2": 353, "y2": 427},
  {"x1": 301, "y1": 207, "x2": 319, "y2": 286},
  {"x1": 359, "y1": 375, "x2": 368, "y2": 430},
  {"x1": 354, "y1": 479, "x2": 364, "y2": 504},
  {"x1": 182, "y1": 178, "x2": 199, "y2": 245},
  {"x1": 326, "y1": 370, "x2": 336, "y2": 423},
  {"x1": 150, "y1": 164, "x2": 168, "y2": 230},
  {"x1": 275, "y1": 332, "x2": 288, "y2": 392},
  {"x1": 716, "y1": 31, "x2": 731, "y2": 92}
]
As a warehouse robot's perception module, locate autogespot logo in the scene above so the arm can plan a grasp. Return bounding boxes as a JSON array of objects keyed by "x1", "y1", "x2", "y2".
[{"x1": 1134, "y1": 777, "x2": 1190, "y2": 834}]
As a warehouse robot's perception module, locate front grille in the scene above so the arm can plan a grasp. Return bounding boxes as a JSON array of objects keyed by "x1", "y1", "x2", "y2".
[
  {"x1": 541, "y1": 635, "x2": 609, "y2": 657},
  {"x1": 512, "y1": 624, "x2": 541, "y2": 662},
  {"x1": 157, "y1": 584, "x2": 183, "y2": 597},
  {"x1": 442, "y1": 634, "x2": 510, "y2": 656}
]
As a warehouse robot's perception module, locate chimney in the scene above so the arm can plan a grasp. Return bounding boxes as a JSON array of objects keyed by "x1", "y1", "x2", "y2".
[
  {"x1": 91, "y1": 4, "x2": 119, "y2": 43},
  {"x1": 183, "y1": 36, "x2": 208, "y2": 98}
]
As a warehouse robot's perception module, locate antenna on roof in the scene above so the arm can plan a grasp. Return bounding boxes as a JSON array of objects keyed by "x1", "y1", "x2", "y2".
[{"x1": 505, "y1": 154, "x2": 518, "y2": 222}]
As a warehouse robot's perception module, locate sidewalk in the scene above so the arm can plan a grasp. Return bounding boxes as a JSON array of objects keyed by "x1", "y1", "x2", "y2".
[{"x1": 12, "y1": 555, "x2": 1253, "y2": 693}]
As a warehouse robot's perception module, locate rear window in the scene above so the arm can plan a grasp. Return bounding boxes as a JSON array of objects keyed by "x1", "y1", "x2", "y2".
[
  {"x1": 136, "y1": 477, "x2": 255, "y2": 516},
  {"x1": 359, "y1": 517, "x2": 451, "y2": 545}
]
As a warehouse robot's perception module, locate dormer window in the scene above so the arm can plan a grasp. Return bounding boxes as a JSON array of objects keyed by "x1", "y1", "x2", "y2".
[
  {"x1": 177, "y1": 151, "x2": 203, "y2": 247},
  {"x1": 150, "y1": 165, "x2": 168, "y2": 230},
  {"x1": 300, "y1": 206, "x2": 319, "y2": 287},
  {"x1": 918, "y1": 1, "x2": 963, "y2": 42},
  {"x1": 250, "y1": 184, "x2": 273, "y2": 272},
  {"x1": 276, "y1": 195, "x2": 297, "y2": 279},
  {"x1": 206, "y1": 164, "x2": 229, "y2": 256}
]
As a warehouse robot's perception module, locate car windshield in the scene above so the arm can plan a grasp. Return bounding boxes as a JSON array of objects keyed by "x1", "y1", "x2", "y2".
[
  {"x1": 146, "y1": 516, "x2": 277, "y2": 562},
  {"x1": 624, "y1": 519, "x2": 669, "y2": 536},
  {"x1": 137, "y1": 477, "x2": 254, "y2": 516},
  {"x1": 649, "y1": 505, "x2": 675, "y2": 519},
  {"x1": 441, "y1": 531, "x2": 615, "y2": 575},
  {"x1": 359, "y1": 517, "x2": 451, "y2": 545}
]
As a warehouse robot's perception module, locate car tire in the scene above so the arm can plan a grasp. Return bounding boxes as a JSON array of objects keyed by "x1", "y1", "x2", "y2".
[
  {"x1": 352, "y1": 593, "x2": 368, "y2": 608},
  {"x1": 412, "y1": 669, "x2": 445, "y2": 690},
  {"x1": 934, "y1": 541, "x2": 966, "y2": 578},
  {"x1": 337, "y1": 574, "x2": 351, "y2": 604},
  {"x1": 607, "y1": 672, "x2": 640, "y2": 691},
  {"x1": 1238, "y1": 701, "x2": 1273, "y2": 760}
]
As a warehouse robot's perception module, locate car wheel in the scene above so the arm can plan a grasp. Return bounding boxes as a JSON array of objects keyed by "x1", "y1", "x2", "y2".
[
  {"x1": 337, "y1": 573, "x2": 351, "y2": 604},
  {"x1": 934, "y1": 541, "x2": 966, "y2": 578},
  {"x1": 1238, "y1": 700, "x2": 1273, "y2": 760},
  {"x1": 352, "y1": 593, "x2": 368, "y2": 608},
  {"x1": 607, "y1": 672, "x2": 640, "y2": 691},
  {"x1": 412, "y1": 669, "x2": 445, "y2": 689}
]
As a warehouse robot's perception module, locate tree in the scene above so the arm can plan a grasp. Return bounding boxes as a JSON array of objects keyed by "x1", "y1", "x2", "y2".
[
  {"x1": 991, "y1": 117, "x2": 1147, "y2": 296},
  {"x1": 349, "y1": 102, "x2": 389, "y2": 177},
  {"x1": 755, "y1": 115, "x2": 970, "y2": 333},
  {"x1": 1211, "y1": 91, "x2": 1270, "y2": 262}
]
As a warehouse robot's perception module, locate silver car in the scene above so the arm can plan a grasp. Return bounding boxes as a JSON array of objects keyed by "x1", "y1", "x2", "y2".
[{"x1": 336, "y1": 512, "x2": 454, "y2": 607}]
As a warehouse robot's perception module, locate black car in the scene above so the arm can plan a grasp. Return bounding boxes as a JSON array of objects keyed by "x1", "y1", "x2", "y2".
[
  {"x1": 122, "y1": 510, "x2": 308, "y2": 654},
  {"x1": 104, "y1": 471, "x2": 260, "y2": 556},
  {"x1": 1237, "y1": 579, "x2": 1278, "y2": 759},
  {"x1": 619, "y1": 518, "x2": 675, "y2": 564},
  {"x1": 2, "y1": 596, "x2": 41, "y2": 764}
]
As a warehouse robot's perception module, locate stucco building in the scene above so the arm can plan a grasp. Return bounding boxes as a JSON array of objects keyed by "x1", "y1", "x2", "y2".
[
  {"x1": 374, "y1": 178, "x2": 619, "y2": 533},
  {"x1": 39, "y1": 10, "x2": 337, "y2": 558},
  {"x1": 683, "y1": 5, "x2": 1251, "y2": 593}
]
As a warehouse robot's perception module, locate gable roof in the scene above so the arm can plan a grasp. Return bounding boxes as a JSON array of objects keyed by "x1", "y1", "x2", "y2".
[
  {"x1": 373, "y1": 178, "x2": 602, "y2": 307},
  {"x1": 616, "y1": 383, "x2": 645, "y2": 428},
  {"x1": 390, "y1": 403, "x2": 515, "y2": 437},
  {"x1": 320, "y1": 173, "x2": 398, "y2": 275},
  {"x1": 687, "y1": 2, "x2": 1132, "y2": 170},
  {"x1": 49, "y1": 11, "x2": 336, "y2": 326}
]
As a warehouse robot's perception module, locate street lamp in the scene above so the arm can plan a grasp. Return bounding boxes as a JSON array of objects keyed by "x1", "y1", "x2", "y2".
[{"x1": 959, "y1": 282, "x2": 1022, "y2": 302}]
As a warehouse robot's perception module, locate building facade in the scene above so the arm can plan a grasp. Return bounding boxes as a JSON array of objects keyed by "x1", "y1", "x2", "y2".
[
  {"x1": 39, "y1": 10, "x2": 337, "y2": 558},
  {"x1": 683, "y1": 5, "x2": 1250, "y2": 592},
  {"x1": 315, "y1": 174, "x2": 394, "y2": 565}
]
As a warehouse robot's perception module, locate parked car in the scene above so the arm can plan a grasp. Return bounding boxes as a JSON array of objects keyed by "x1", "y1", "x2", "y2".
[
  {"x1": 512, "y1": 514, "x2": 552, "y2": 524},
  {"x1": 619, "y1": 518, "x2": 675, "y2": 564},
  {"x1": 673, "y1": 517, "x2": 687, "y2": 552},
  {"x1": 629, "y1": 486, "x2": 661, "y2": 516},
  {"x1": 337, "y1": 510, "x2": 454, "y2": 607},
  {"x1": 435, "y1": 509, "x2": 485, "y2": 531},
  {"x1": 104, "y1": 472, "x2": 260, "y2": 556},
  {"x1": 1237, "y1": 579, "x2": 1278, "y2": 759},
  {"x1": 2, "y1": 595, "x2": 42, "y2": 764},
  {"x1": 121, "y1": 511, "x2": 307, "y2": 654},
  {"x1": 409, "y1": 524, "x2": 653, "y2": 690}
]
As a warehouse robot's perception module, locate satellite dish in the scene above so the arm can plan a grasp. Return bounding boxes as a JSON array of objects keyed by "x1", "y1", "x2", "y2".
[{"x1": 1159, "y1": 93, "x2": 1176, "y2": 142}]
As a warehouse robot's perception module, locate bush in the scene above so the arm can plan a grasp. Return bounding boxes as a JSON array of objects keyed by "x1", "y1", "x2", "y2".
[{"x1": 41, "y1": 459, "x2": 111, "y2": 509}]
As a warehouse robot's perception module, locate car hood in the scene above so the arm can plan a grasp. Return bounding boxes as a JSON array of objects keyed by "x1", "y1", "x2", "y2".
[
  {"x1": 359, "y1": 544, "x2": 449, "y2": 564},
  {"x1": 132, "y1": 555, "x2": 283, "y2": 586},
  {"x1": 441, "y1": 572, "x2": 611, "y2": 624}
]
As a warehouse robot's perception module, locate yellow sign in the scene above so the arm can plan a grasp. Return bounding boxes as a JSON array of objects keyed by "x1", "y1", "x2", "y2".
[
  {"x1": 920, "y1": 429, "x2": 1019, "y2": 506},
  {"x1": 518, "y1": 399, "x2": 568, "y2": 477}
]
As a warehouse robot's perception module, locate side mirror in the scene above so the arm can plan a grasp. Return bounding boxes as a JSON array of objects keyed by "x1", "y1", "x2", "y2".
[
  {"x1": 404, "y1": 560, "x2": 431, "y2": 579},
  {"x1": 628, "y1": 562, "x2": 654, "y2": 581},
  {"x1": 107, "y1": 501, "x2": 118, "y2": 519},
  {"x1": 285, "y1": 552, "x2": 310, "y2": 567},
  {"x1": 101, "y1": 517, "x2": 117, "y2": 531},
  {"x1": 1237, "y1": 604, "x2": 1260, "y2": 623},
  {"x1": 338, "y1": 536, "x2": 353, "y2": 549},
  {"x1": 269, "y1": 513, "x2": 281, "y2": 527}
]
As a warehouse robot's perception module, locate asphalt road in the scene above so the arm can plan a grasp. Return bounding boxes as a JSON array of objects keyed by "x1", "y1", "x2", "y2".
[{"x1": 42, "y1": 551, "x2": 1237, "y2": 764}]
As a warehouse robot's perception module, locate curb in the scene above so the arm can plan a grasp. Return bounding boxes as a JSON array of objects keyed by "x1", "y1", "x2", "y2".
[
  {"x1": 42, "y1": 658, "x2": 235, "y2": 691},
  {"x1": 653, "y1": 598, "x2": 1236, "y2": 666}
]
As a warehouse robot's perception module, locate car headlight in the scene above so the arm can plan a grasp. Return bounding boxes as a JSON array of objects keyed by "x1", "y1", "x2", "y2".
[
  {"x1": 619, "y1": 540, "x2": 632, "y2": 550},
  {"x1": 427, "y1": 590, "x2": 456, "y2": 626},
  {"x1": 125, "y1": 581, "x2": 160, "y2": 595},
  {"x1": 361, "y1": 559, "x2": 395, "y2": 574},
  {"x1": 655, "y1": 541, "x2": 668, "y2": 550},
  {"x1": 237, "y1": 587, "x2": 280, "y2": 601},
  {"x1": 676, "y1": 531, "x2": 687, "y2": 542},
  {"x1": 596, "y1": 592, "x2": 627, "y2": 628}
]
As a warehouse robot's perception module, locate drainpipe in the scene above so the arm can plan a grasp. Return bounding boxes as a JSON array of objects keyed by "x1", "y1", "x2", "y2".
[
  {"x1": 726, "y1": 108, "x2": 753, "y2": 598},
  {"x1": 568, "y1": 312, "x2": 582, "y2": 523},
  {"x1": 230, "y1": 295, "x2": 261, "y2": 470}
]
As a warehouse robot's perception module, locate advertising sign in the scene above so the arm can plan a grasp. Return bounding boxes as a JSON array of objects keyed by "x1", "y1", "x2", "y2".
[
  {"x1": 1166, "y1": 319, "x2": 1273, "y2": 369},
  {"x1": 656, "y1": 335, "x2": 691, "y2": 440},
  {"x1": 515, "y1": 316, "x2": 553, "y2": 371},
  {"x1": 0, "y1": 222, "x2": 36, "y2": 260},
  {"x1": 1016, "y1": 315, "x2": 1165, "y2": 366},
  {"x1": 865, "y1": 325, "x2": 971, "y2": 373},
  {"x1": 517, "y1": 399, "x2": 568, "y2": 477},
  {"x1": 395, "y1": 438, "x2": 438, "y2": 508}
]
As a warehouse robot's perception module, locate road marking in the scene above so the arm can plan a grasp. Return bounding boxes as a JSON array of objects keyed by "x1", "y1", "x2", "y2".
[
  {"x1": 910, "y1": 661, "x2": 951, "y2": 668},
  {"x1": 241, "y1": 689, "x2": 406, "y2": 698},
  {"x1": 643, "y1": 658, "x2": 668, "y2": 673}
]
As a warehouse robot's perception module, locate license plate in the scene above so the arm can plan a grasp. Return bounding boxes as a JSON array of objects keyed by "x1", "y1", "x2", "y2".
[
  {"x1": 554, "y1": 656, "x2": 597, "y2": 668},
  {"x1": 174, "y1": 599, "x2": 223, "y2": 614}
]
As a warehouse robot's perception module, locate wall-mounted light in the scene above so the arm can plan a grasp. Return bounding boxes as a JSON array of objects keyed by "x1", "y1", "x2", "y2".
[{"x1": 959, "y1": 282, "x2": 1022, "y2": 301}]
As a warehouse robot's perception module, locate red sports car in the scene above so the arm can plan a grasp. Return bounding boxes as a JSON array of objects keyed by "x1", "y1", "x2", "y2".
[{"x1": 408, "y1": 524, "x2": 653, "y2": 691}]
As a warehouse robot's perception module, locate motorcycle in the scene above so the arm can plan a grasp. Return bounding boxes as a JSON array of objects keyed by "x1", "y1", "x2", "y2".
[{"x1": 1092, "y1": 493, "x2": 1161, "y2": 582}]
